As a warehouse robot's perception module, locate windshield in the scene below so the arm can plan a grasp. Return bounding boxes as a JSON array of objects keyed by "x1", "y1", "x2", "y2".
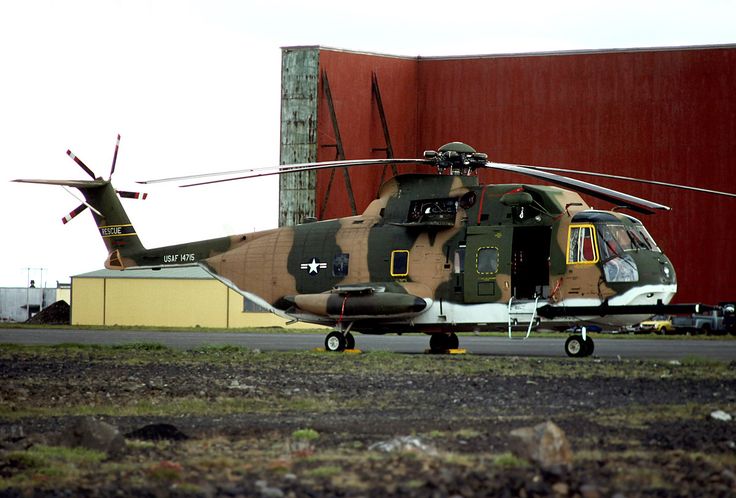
[
  {"x1": 635, "y1": 225, "x2": 661, "y2": 252},
  {"x1": 596, "y1": 223, "x2": 660, "y2": 258},
  {"x1": 597, "y1": 225, "x2": 627, "y2": 261}
]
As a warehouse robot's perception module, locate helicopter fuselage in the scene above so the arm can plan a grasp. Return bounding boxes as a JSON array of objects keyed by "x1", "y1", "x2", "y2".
[{"x1": 197, "y1": 173, "x2": 677, "y2": 333}]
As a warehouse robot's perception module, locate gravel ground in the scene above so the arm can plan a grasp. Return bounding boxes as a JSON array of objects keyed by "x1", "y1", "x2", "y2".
[{"x1": 1, "y1": 345, "x2": 735, "y2": 497}]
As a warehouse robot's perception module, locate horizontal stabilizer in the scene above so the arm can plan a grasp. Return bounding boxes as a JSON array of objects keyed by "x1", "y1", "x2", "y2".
[{"x1": 13, "y1": 178, "x2": 107, "y2": 188}]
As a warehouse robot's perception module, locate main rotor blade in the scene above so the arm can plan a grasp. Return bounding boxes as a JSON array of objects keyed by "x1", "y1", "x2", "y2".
[
  {"x1": 109, "y1": 134, "x2": 121, "y2": 179},
  {"x1": 138, "y1": 158, "x2": 432, "y2": 186},
  {"x1": 66, "y1": 150, "x2": 97, "y2": 179},
  {"x1": 485, "y1": 162, "x2": 671, "y2": 214},
  {"x1": 516, "y1": 165, "x2": 736, "y2": 199}
]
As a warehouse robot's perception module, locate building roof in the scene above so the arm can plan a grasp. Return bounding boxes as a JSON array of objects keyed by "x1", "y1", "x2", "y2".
[
  {"x1": 283, "y1": 43, "x2": 736, "y2": 61},
  {"x1": 74, "y1": 267, "x2": 214, "y2": 280}
]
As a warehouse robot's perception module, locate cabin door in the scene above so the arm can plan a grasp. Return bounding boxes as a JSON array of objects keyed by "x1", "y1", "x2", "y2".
[
  {"x1": 463, "y1": 225, "x2": 512, "y2": 303},
  {"x1": 511, "y1": 226, "x2": 552, "y2": 299}
]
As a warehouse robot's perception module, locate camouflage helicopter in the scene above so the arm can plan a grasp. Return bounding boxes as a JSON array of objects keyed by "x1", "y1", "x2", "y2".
[{"x1": 15, "y1": 139, "x2": 733, "y2": 357}]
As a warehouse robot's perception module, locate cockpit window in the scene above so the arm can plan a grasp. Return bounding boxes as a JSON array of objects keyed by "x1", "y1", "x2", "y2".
[
  {"x1": 567, "y1": 224, "x2": 599, "y2": 264},
  {"x1": 635, "y1": 226, "x2": 661, "y2": 252},
  {"x1": 596, "y1": 223, "x2": 661, "y2": 258},
  {"x1": 608, "y1": 225, "x2": 633, "y2": 251},
  {"x1": 596, "y1": 225, "x2": 624, "y2": 262}
]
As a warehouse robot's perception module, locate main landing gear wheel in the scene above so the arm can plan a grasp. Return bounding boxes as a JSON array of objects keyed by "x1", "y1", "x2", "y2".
[
  {"x1": 325, "y1": 331, "x2": 346, "y2": 352},
  {"x1": 564, "y1": 334, "x2": 595, "y2": 358},
  {"x1": 429, "y1": 332, "x2": 459, "y2": 352},
  {"x1": 345, "y1": 332, "x2": 355, "y2": 350}
]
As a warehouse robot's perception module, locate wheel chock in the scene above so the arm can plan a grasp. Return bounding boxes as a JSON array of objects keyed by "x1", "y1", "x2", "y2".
[
  {"x1": 312, "y1": 348, "x2": 362, "y2": 354},
  {"x1": 425, "y1": 348, "x2": 467, "y2": 355}
]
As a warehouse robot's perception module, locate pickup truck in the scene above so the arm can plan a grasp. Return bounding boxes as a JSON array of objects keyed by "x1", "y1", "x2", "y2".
[{"x1": 671, "y1": 302, "x2": 735, "y2": 335}]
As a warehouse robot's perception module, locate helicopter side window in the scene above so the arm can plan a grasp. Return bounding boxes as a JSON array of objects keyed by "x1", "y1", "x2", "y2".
[
  {"x1": 454, "y1": 246, "x2": 466, "y2": 274},
  {"x1": 390, "y1": 250, "x2": 410, "y2": 277},
  {"x1": 407, "y1": 198, "x2": 457, "y2": 223},
  {"x1": 332, "y1": 253, "x2": 350, "y2": 277},
  {"x1": 567, "y1": 224, "x2": 599, "y2": 264},
  {"x1": 476, "y1": 247, "x2": 498, "y2": 274}
]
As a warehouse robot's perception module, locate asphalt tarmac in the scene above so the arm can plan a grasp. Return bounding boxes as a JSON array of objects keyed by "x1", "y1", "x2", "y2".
[{"x1": 1, "y1": 328, "x2": 735, "y2": 361}]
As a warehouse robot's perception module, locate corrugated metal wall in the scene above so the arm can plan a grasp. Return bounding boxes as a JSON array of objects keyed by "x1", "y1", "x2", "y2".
[
  {"x1": 281, "y1": 45, "x2": 736, "y2": 304},
  {"x1": 70, "y1": 272, "x2": 326, "y2": 328}
]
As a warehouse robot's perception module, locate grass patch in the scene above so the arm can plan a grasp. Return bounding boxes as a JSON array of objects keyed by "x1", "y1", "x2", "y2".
[
  {"x1": 293, "y1": 428, "x2": 320, "y2": 441},
  {"x1": 593, "y1": 402, "x2": 736, "y2": 429},
  {"x1": 493, "y1": 452, "x2": 530, "y2": 469},
  {"x1": 304, "y1": 465, "x2": 343, "y2": 479},
  {"x1": 0, "y1": 445, "x2": 106, "y2": 489},
  {"x1": 454, "y1": 428, "x2": 482, "y2": 439},
  {"x1": 2, "y1": 344, "x2": 734, "y2": 381},
  {"x1": 0, "y1": 394, "x2": 358, "y2": 419}
]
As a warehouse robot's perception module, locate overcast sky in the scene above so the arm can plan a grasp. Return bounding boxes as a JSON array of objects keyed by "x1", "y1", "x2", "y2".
[{"x1": 1, "y1": 0, "x2": 734, "y2": 288}]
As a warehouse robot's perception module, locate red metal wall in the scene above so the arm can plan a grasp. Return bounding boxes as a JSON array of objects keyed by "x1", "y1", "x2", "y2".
[
  {"x1": 316, "y1": 47, "x2": 736, "y2": 304},
  {"x1": 315, "y1": 50, "x2": 422, "y2": 219}
]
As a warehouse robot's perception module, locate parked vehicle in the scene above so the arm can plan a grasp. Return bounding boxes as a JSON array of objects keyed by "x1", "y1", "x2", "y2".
[
  {"x1": 671, "y1": 303, "x2": 735, "y2": 335},
  {"x1": 638, "y1": 315, "x2": 675, "y2": 334}
]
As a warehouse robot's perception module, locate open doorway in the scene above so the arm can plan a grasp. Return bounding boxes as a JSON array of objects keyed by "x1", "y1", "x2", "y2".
[{"x1": 511, "y1": 226, "x2": 551, "y2": 299}]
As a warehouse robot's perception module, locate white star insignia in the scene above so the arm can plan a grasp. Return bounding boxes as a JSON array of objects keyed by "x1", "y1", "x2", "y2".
[
  {"x1": 300, "y1": 258, "x2": 328, "y2": 275},
  {"x1": 307, "y1": 258, "x2": 320, "y2": 274}
]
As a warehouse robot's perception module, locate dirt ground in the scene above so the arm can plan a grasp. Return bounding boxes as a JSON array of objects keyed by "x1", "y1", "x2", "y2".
[{"x1": 1, "y1": 344, "x2": 735, "y2": 497}]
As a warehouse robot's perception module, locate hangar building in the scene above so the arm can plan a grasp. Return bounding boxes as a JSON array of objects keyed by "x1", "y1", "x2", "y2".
[
  {"x1": 279, "y1": 45, "x2": 736, "y2": 305},
  {"x1": 70, "y1": 267, "x2": 322, "y2": 329}
]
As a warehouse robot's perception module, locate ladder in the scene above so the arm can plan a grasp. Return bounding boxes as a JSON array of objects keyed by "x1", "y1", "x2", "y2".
[{"x1": 507, "y1": 296, "x2": 540, "y2": 340}]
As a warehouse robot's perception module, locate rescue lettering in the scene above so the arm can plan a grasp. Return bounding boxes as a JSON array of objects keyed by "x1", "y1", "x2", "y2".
[
  {"x1": 163, "y1": 253, "x2": 196, "y2": 263},
  {"x1": 100, "y1": 226, "x2": 122, "y2": 236},
  {"x1": 99, "y1": 225, "x2": 135, "y2": 238}
]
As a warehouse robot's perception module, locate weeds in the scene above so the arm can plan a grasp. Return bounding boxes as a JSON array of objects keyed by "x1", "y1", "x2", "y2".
[
  {"x1": 292, "y1": 428, "x2": 320, "y2": 441},
  {"x1": 0, "y1": 445, "x2": 106, "y2": 489}
]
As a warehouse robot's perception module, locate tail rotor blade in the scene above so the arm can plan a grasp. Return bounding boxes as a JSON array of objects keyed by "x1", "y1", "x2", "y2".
[
  {"x1": 66, "y1": 150, "x2": 97, "y2": 179},
  {"x1": 116, "y1": 190, "x2": 148, "y2": 200},
  {"x1": 61, "y1": 204, "x2": 88, "y2": 224},
  {"x1": 61, "y1": 186, "x2": 103, "y2": 216},
  {"x1": 109, "y1": 134, "x2": 121, "y2": 179}
]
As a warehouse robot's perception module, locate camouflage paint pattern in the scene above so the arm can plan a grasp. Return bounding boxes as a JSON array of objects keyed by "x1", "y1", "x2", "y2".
[{"x1": 18, "y1": 168, "x2": 677, "y2": 333}]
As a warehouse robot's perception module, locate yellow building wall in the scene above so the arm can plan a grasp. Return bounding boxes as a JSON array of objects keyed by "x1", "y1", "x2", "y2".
[
  {"x1": 71, "y1": 276, "x2": 330, "y2": 329},
  {"x1": 71, "y1": 278, "x2": 105, "y2": 325},
  {"x1": 226, "y1": 289, "x2": 328, "y2": 329},
  {"x1": 104, "y1": 278, "x2": 228, "y2": 327}
]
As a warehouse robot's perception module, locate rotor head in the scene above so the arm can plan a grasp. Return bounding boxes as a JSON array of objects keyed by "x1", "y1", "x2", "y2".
[{"x1": 424, "y1": 142, "x2": 488, "y2": 175}]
